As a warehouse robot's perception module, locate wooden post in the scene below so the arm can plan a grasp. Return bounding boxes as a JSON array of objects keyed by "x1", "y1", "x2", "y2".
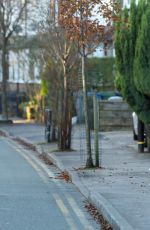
[{"x1": 93, "y1": 88, "x2": 99, "y2": 167}]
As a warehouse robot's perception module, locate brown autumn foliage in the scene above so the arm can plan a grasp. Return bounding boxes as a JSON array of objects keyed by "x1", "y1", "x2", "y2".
[
  {"x1": 58, "y1": 0, "x2": 120, "y2": 167},
  {"x1": 59, "y1": 0, "x2": 120, "y2": 49}
]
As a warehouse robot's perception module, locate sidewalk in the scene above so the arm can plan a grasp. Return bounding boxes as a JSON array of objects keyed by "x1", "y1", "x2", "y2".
[{"x1": 1, "y1": 121, "x2": 150, "y2": 230}]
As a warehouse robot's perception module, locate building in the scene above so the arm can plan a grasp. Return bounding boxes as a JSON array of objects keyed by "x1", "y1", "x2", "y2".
[
  {"x1": 0, "y1": 0, "x2": 49, "y2": 115},
  {"x1": 0, "y1": 0, "x2": 49, "y2": 92}
]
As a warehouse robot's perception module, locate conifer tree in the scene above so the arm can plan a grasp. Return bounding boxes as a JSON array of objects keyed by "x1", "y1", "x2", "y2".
[
  {"x1": 115, "y1": 0, "x2": 150, "y2": 124},
  {"x1": 115, "y1": 0, "x2": 150, "y2": 150},
  {"x1": 134, "y1": 4, "x2": 150, "y2": 97}
]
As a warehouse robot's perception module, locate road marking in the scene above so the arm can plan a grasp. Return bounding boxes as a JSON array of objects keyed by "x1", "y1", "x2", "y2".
[
  {"x1": 67, "y1": 196, "x2": 95, "y2": 230},
  {"x1": 53, "y1": 193, "x2": 78, "y2": 230},
  {"x1": 4, "y1": 138, "x2": 78, "y2": 229},
  {"x1": 25, "y1": 152, "x2": 96, "y2": 229},
  {"x1": 4, "y1": 137, "x2": 98, "y2": 230},
  {"x1": 5, "y1": 138, "x2": 62, "y2": 183},
  {"x1": 5, "y1": 137, "x2": 62, "y2": 188},
  {"x1": 4, "y1": 138, "x2": 48, "y2": 184}
]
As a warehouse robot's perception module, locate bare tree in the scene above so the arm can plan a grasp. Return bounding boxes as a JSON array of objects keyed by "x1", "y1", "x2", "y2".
[
  {"x1": 40, "y1": 1, "x2": 79, "y2": 150},
  {"x1": 0, "y1": 0, "x2": 30, "y2": 119},
  {"x1": 59, "y1": 0, "x2": 119, "y2": 167}
]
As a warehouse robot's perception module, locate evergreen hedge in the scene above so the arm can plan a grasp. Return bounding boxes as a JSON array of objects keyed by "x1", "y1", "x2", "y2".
[
  {"x1": 86, "y1": 57, "x2": 115, "y2": 90},
  {"x1": 115, "y1": 0, "x2": 150, "y2": 124}
]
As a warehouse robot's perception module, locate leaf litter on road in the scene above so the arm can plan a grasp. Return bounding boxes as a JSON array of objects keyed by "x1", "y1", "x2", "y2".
[
  {"x1": 13, "y1": 137, "x2": 36, "y2": 151},
  {"x1": 56, "y1": 171, "x2": 72, "y2": 183},
  {"x1": 84, "y1": 201, "x2": 113, "y2": 230},
  {"x1": 0, "y1": 130, "x2": 7, "y2": 137},
  {"x1": 39, "y1": 153, "x2": 53, "y2": 165}
]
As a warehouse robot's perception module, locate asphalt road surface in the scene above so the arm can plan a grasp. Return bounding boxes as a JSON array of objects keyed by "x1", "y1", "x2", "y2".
[{"x1": 0, "y1": 136, "x2": 100, "y2": 230}]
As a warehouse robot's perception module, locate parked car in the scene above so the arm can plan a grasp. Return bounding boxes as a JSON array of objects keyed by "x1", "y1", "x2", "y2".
[
  {"x1": 108, "y1": 96, "x2": 123, "y2": 102},
  {"x1": 71, "y1": 116, "x2": 77, "y2": 125},
  {"x1": 132, "y1": 112, "x2": 138, "y2": 140},
  {"x1": 132, "y1": 112, "x2": 147, "y2": 147}
]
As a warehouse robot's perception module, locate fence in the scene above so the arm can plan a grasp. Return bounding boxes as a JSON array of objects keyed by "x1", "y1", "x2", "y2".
[{"x1": 99, "y1": 100, "x2": 132, "y2": 131}]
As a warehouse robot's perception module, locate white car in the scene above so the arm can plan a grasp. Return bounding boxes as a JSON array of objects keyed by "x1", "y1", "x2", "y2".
[
  {"x1": 108, "y1": 96, "x2": 123, "y2": 102},
  {"x1": 71, "y1": 116, "x2": 77, "y2": 125},
  {"x1": 132, "y1": 112, "x2": 138, "y2": 140}
]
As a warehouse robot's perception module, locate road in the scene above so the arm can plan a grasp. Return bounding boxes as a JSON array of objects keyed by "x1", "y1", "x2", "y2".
[{"x1": 0, "y1": 136, "x2": 100, "y2": 230}]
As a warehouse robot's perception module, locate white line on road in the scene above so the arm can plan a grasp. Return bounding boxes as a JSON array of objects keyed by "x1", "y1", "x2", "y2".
[
  {"x1": 5, "y1": 138, "x2": 62, "y2": 185},
  {"x1": 4, "y1": 138, "x2": 79, "y2": 229},
  {"x1": 4, "y1": 137, "x2": 98, "y2": 230},
  {"x1": 53, "y1": 193, "x2": 78, "y2": 230},
  {"x1": 67, "y1": 196, "x2": 95, "y2": 230},
  {"x1": 4, "y1": 138, "x2": 49, "y2": 184}
]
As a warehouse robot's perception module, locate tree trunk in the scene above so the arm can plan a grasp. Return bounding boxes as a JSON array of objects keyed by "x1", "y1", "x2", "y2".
[
  {"x1": 146, "y1": 124, "x2": 150, "y2": 152},
  {"x1": 60, "y1": 120, "x2": 72, "y2": 150},
  {"x1": 58, "y1": 61, "x2": 72, "y2": 151},
  {"x1": 81, "y1": 53, "x2": 93, "y2": 167},
  {"x1": 1, "y1": 43, "x2": 8, "y2": 120}
]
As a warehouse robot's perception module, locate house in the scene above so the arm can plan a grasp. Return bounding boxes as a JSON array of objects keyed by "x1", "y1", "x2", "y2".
[
  {"x1": 0, "y1": 0, "x2": 48, "y2": 84},
  {"x1": 0, "y1": 0, "x2": 49, "y2": 115}
]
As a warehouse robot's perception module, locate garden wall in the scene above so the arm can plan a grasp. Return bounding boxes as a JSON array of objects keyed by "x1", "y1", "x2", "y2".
[{"x1": 99, "y1": 101, "x2": 132, "y2": 131}]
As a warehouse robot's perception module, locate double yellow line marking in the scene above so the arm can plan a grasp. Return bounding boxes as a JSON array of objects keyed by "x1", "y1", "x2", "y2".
[{"x1": 4, "y1": 137, "x2": 95, "y2": 230}]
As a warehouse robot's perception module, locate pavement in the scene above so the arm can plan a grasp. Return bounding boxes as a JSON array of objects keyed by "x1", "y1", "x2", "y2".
[{"x1": 1, "y1": 119, "x2": 150, "y2": 230}]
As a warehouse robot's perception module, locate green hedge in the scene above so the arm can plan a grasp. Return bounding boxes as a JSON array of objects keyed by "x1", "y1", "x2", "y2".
[{"x1": 86, "y1": 57, "x2": 115, "y2": 90}]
